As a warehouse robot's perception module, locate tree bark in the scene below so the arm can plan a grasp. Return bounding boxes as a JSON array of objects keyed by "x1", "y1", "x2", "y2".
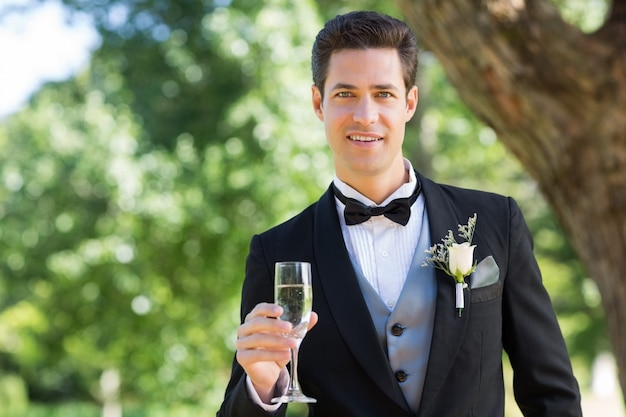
[{"x1": 397, "y1": 0, "x2": 626, "y2": 401}]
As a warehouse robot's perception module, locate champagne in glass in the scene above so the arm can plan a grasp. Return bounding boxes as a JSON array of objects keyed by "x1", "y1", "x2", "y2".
[{"x1": 271, "y1": 261, "x2": 317, "y2": 404}]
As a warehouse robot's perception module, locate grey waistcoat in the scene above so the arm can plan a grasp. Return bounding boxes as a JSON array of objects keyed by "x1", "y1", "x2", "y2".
[{"x1": 349, "y1": 210, "x2": 437, "y2": 413}]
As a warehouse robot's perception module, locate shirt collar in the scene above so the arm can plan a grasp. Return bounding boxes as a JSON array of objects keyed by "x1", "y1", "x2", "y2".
[{"x1": 332, "y1": 159, "x2": 417, "y2": 207}]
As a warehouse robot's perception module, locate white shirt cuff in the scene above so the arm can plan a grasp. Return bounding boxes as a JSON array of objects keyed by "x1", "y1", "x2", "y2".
[{"x1": 245, "y1": 368, "x2": 289, "y2": 412}]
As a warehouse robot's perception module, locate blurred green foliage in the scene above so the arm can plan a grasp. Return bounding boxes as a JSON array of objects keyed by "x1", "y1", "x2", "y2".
[
  {"x1": 1, "y1": 0, "x2": 329, "y2": 409},
  {"x1": 0, "y1": 0, "x2": 610, "y2": 414}
]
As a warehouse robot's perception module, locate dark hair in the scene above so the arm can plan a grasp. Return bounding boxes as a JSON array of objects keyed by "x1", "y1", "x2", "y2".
[{"x1": 312, "y1": 11, "x2": 419, "y2": 95}]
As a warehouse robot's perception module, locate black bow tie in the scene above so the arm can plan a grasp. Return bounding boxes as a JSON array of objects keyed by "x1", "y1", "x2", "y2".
[{"x1": 332, "y1": 179, "x2": 421, "y2": 226}]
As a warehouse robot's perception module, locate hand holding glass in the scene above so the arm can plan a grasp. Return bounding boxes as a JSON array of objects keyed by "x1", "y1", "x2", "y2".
[{"x1": 271, "y1": 261, "x2": 317, "y2": 404}]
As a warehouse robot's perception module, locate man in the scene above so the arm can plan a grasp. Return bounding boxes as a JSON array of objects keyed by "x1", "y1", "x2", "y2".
[{"x1": 217, "y1": 11, "x2": 582, "y2": 417}]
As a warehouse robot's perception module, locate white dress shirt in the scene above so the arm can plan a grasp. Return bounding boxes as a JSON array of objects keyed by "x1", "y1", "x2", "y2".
[{"x1": 333, "y1": 159, "x2": 425, "y2": 310}]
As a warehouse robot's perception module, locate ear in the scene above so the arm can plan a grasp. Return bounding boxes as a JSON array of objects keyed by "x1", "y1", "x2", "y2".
[
  {"x1": 405, "y1": 85, "x2": 418, "y2": 122},
  {"x1": 311, "y1": 85, "x2": 324, "y2": 122}
]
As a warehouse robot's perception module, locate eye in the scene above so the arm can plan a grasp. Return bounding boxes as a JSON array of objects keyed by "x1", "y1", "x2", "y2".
[
  {"x1": 378, "y1": 91, "x2": 392, "y2": 98},
  {"x1": 335, "y1": 91, "x2": 353, "y2": 98}
]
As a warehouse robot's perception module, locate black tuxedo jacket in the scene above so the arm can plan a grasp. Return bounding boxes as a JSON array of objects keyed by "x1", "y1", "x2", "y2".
[{"x1": 217, "y1": 173, "x2": 582, "y2": 417}]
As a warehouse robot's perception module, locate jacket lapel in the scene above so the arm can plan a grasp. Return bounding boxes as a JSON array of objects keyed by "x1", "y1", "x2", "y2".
[
  {"x1": 416, "y1": 175, "x2": 471, "y2": 416},
  {"x1": 313, "y1": 187, "x2": 411, "y2": 413}
]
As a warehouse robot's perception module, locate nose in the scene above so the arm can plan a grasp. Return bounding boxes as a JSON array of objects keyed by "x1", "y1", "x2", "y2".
[{"x1": 352, "y1": 97, "x2": 378, "y2": 125}]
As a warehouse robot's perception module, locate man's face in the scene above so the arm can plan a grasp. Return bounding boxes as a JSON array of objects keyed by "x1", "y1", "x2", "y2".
[{"x1": 312, "y1": 48, "x2": 418, "y2": 185}]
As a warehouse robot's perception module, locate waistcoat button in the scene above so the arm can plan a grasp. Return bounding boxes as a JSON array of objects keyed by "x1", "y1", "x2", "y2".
[
  {"x1": 395, "y1": 370, "x2": 408, "y2": 382},
  {"x1": 391, "y1": 323, "x2": 405, "y2": 336}
]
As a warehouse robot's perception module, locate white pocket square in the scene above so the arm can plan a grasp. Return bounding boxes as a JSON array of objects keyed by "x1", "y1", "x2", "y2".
[{"x1": 470, "y1": 256, "x2": 500, "y2": 289}]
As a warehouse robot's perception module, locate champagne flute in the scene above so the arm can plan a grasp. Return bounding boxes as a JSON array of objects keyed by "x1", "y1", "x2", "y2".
[{"x1": 271, "y1": 261, "x2": 317, "y2": 404}]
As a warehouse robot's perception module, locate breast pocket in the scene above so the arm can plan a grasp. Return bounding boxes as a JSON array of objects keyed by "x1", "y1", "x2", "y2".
[{"x1": 469, "y1": 280, "x2": 503, "y2": 303}]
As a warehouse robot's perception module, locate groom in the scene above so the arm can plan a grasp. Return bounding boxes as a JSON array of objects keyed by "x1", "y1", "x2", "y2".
[{"x1": 217, "y1": 10, "x2": 582, "y2": 417}]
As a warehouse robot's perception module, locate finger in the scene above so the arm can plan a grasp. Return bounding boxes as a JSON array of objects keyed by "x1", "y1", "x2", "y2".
[
  {"x1": 236, "y1": 332, "x2": 294, "y2": 370},
  {"x1": 237, "y1": 316, "x2": 292, "y2": 339},
  {"x1": 244, "y1": 303, "x2": 283, "y2": 323},
  {"x1": 236, "y1": 347, "x2": 291, "y2": 367},
  {"x1": 236, "y1": 331, "x2": 295, "y2": 351},
  {"x1": 308, "y1": 311, "x2": 319, "y2": 331}
]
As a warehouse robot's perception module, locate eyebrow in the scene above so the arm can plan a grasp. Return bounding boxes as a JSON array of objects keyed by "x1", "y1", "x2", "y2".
[{"x1": 329, "y1": 82, "x2": 400, "y2": 91}]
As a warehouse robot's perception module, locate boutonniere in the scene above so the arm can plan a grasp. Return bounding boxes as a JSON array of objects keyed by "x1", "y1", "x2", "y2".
[{"x1": 423, "y1": 214, "x2": 477, "y2": 317}]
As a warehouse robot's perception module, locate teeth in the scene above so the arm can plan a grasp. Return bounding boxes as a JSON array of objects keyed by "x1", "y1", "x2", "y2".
[{"x1": 350, "y1": 135, "x2": 381, "y2": 142}]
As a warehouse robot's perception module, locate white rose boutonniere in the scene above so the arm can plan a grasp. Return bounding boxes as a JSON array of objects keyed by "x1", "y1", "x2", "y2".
[{"x1": 423, "y1": 214, "x2": 477, "y2": 317}]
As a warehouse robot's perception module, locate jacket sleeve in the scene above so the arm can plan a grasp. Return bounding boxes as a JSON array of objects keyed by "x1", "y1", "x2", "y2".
[{"x1": 502, "y1": 198, "x2": 582, "y2": 417}]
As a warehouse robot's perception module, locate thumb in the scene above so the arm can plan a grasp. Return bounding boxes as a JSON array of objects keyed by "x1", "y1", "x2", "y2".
[{"x1": 308, "y1": 312, "x2": 319, "y2": 331}]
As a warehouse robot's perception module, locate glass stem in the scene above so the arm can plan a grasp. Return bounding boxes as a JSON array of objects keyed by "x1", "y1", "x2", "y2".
[{"x1": 288, "y1": 344, "x2": 302, "y2": 393}]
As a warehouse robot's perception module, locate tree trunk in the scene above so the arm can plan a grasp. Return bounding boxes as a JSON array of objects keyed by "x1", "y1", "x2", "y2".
[{"x1": 397, "y1": 0, "x2": 626, "y2": 402}]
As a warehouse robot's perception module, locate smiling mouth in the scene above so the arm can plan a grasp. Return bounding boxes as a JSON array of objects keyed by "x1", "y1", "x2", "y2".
[{"x1": 349, "y1": 135, "x2": 383, "y2": 142}]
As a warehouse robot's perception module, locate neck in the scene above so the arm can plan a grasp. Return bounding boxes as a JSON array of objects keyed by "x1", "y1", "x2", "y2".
[{"x1": 338, "y1": 163, "x2": 410, "y2": 204}]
